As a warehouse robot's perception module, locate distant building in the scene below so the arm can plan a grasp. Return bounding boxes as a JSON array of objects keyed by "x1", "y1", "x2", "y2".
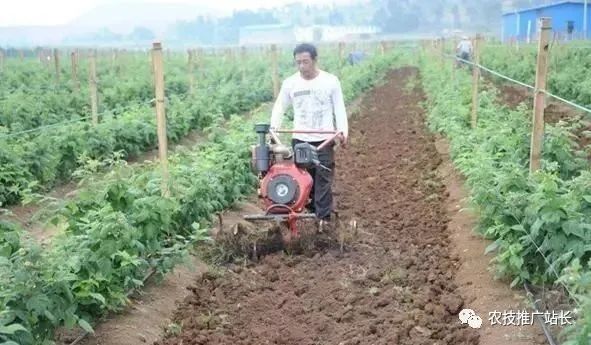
[
  {"x1": 239, "y1": 24, "x2": 296, "y2": 46},
  {"x1": 502, "y1": 1, "x2": 591, "y2": 42},
  {"x1": 239, "y1": 24, "x2": 380, "y2": 46},
  {"x1": 294, "y1": 25, "x2": 380, "y2": 42}
]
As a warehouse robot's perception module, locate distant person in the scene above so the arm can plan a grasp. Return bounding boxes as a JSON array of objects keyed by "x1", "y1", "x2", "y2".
[
  {"x1": 456, "y1": 36, "x2": 473, "y2": 63},
  {"x1": 347, "y1": 50, "x2": 366, "y2": 65}
]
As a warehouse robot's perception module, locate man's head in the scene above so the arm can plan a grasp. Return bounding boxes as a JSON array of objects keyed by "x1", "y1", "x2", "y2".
[{"x1": 293, "y1": 43, "x2": 318, "y2": 79}]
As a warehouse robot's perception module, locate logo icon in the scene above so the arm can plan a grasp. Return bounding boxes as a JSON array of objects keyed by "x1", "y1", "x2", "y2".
[{"x1": 459, "y1": 309, "x2": 483, "y2": 329}]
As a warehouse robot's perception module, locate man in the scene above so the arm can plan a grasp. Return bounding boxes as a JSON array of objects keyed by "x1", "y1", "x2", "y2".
[
  {"x1": 347, "y1": 50, "x2": 366, "y2": 65},
  {"x1": 270, "y1": 43, "x2": 348, "y2": 226},
  {"x1": 456, "y1": 36, "x2": 473, "y2": 63}
]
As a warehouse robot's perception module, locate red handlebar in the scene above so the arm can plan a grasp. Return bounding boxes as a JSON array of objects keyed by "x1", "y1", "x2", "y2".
[
  {"x1": 274, "y1": 130, "x2": 338, "y2": 134},
  {"x1": 269, "y1": 129, "x2": 343, "y2": 150}
]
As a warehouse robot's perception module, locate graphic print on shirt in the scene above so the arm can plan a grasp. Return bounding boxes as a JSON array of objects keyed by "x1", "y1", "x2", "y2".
[{"x1": 293, "y1": 87, "x2": 333, "y2": 130}]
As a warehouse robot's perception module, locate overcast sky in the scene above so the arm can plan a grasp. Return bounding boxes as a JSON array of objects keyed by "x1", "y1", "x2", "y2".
[{"x1": 1, "y1": 0, "x2": 356, "y2": 26}]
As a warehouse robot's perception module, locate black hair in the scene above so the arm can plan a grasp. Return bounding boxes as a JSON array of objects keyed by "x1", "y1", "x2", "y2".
[{"x1": 293, "y1": 43, "x2": 317, "y2": 60}]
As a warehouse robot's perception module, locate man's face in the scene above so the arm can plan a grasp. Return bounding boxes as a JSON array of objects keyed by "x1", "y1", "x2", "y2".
[{"x1": 294, "y1": 52, "x2": 316, "y2": 77}]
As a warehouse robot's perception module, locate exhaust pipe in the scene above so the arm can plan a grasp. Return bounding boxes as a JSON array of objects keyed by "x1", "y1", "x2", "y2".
[{"x1": 254, "y1": 124, "x2": 270, "y2": 173}]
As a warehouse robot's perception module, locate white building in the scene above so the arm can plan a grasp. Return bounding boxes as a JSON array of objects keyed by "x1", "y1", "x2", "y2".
[
  {"x1": 239, "y1": 24, "x2": 296, "y2": 46},
  {"x1": 294, "y1": 25, "x2": 380, "y2": 42},
  {"x1": 239, "y1": 24, "x2": 380, "y2": 46}
]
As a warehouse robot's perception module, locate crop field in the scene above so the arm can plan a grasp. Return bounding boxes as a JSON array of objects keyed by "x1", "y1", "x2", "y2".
[{"x1": 1, "y1": 36, "x2": 591, "y2": 345}]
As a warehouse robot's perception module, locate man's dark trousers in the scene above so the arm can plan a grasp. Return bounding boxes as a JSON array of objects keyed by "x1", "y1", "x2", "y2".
[{"x1": 292, "y1": 138, "x2": 335, "y2": 221}]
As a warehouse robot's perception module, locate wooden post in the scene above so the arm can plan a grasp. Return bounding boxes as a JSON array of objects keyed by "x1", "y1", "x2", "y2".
[
  {"x1": 241, "y1": 46, "x2": 247, "y2": 82},
  {"x1": 89, "y1": 50, "x2": 99, "y2": 126},
  {"x1": 529, "y1": 18, "x2": 552, "y2": 173},
  {"x1": 53, "y1": 48, "x2": 60, "y2": 83},
  {"x1": 111, "y1": 49, "x2": 116, "y2": 68},
  {"x1": 187, "y1": 49, "x2": 194, "y2": 94},
  {"x1": 440, "y1": 37, "x2": 445, "y2": 66},
  {"x1": 452, "y1": 36, "x2": 458, "y2": 81},
  {"x1": 71, "y1": 51, "x2": 80, "y2": 92},
  {"x1": 271, "y1": 44, "x2": 279, "y2": 98},
  {"x1": 470, "y1": 34, "x2": 482, "y2": 129},
  {"x1": 151, "y1": 42, "x2": 170, "y2": 197}
]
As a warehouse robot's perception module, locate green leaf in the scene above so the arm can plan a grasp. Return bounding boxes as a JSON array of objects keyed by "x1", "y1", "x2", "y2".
[
  {"x1": 530, "y1": 218, "x2": 544, "y2": 238},
  {"x1": 510, "y1": 276, "x2": 521, "y2": 288},
  {"x1": 44, "y1": 310, "x2": 57, "y2": 323},
  {"x1": 484, "y1": 240, "x2": 499, "y2": 254},
  {"x1": 89, "y1": 293, "x2": 106, "y2": 305},
  {"x1": 0, "y1": 323, "x2": 28, "y2": 335},
  {"x1": 78, "y1": 319, "x2": 94, "y2": 334},
  {"x1": 0, "y1": 341, "x2": 21, "y2": 345},
  {"x1": 583, "y1": 195, "x2": 591, "y2": 203}
]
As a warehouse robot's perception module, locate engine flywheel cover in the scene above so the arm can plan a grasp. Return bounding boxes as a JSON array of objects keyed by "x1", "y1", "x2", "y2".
[{"x1": 267, "y1": 174, "x2": 299, "y2": 205}]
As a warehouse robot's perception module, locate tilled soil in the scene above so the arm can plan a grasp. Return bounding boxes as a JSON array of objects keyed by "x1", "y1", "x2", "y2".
[{"x1": 154, "y1": 68, "x2": 479, "y2": 345}]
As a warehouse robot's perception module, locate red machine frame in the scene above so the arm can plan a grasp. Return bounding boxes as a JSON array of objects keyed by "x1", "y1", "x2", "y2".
[{"x1": 244, "y1": 128, "x2": 343, "y2": 236}]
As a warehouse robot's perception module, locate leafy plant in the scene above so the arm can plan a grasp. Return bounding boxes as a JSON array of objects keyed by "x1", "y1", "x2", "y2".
[{"x1": 419, "y1": 50, "x2": 591, "y2": 345}]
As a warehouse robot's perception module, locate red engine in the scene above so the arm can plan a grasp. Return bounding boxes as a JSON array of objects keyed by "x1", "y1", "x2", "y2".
[
  {"x1": 260, "y1": 161, "x2": 313, "y2": 214},
  {"x1": 245, "y1": 124, "x2": 341, "y2": 235}
]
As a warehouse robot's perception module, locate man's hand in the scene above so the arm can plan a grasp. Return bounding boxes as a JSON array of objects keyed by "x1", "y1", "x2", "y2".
[{"x1": 337, "y1": 133, "x2": 348, "y2": 148}]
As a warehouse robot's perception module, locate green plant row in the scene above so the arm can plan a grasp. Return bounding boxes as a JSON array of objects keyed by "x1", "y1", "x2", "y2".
[
  {"x1": 0, "y1": 53, "x2": 265, "y2": 130},
  {"x1": 0, "y1": 49, "x2": 405, "y2": 345},
  {"x1": 0, "y1": 53, "x2": 301, "y2": 207},
  {"x1": 418, "y1": 52, "x2": 591, "y2": 344}
]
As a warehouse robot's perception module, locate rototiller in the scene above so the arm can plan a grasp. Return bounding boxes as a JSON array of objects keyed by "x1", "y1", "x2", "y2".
[{"x1": 244, "y1": 124, "x2": 354, "y2": 238}]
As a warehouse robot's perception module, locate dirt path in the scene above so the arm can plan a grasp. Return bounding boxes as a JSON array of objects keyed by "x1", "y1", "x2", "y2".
[
  {"x1": 435, "y1": 137, "x2": 545, "y2": 345},
  {"x1": 139, "y1": 67, "x2": 542, "y2": 345}
]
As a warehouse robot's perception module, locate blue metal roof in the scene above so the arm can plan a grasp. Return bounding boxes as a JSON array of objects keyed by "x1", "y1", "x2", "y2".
[{"x1": 502, "y1": 0, "x2": 585, "y2": 16}]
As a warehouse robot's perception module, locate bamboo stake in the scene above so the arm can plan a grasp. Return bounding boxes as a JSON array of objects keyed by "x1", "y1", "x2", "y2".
[
  {"x1": 151, "y1": 42, "x2": 170, "y2": 197},
  {"x1": 241, "y1": 46, "x2": 247, "y2": 82},
  {"x1": 89, "y1": 50, "x2": 99, "y2": 126},
  {"x1": 451, "y1": 36, "x2": 458, "y2": 81},
  {"x1": 188, "y1": 49, "x2": 194, "y2": 94},
  {"x1": 54, "y1": 48, "x2": 60, "y2": 83},
  {"x1": 440, "y1": 37, "x2": 445, "y2": 67},
  {"x1": 71, "y1": 51, "x2": 80, "y2": 92},
  {"x1": 529, "y1": 18, "x2": 552, "y2": 173},
  {"x1": 271, "y1": 44, "x2": 279, "y2": 98},
  {"x1": 470, "y1": 34, "x2": 482, "y2": 129}
]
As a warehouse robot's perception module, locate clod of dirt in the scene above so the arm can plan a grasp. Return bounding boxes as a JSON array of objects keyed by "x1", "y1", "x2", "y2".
[
  {"x1": 441, "y1": 294, "x2": 464, "y2": 315},
  {"x1": 366, "y1": 269, "x2": 382, "y2": 282},
  {"x1": 265, "y1": 270, "x2": 280, "y2": 282},
  {"x1": 374, "y1": 298, "x2": 390, "y2": 308}
]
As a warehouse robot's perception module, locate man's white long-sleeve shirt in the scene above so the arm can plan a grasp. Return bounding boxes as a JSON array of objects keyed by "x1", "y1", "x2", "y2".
[{"x1": 270, "y1": 70, "x2": 348, "y2": 143}]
